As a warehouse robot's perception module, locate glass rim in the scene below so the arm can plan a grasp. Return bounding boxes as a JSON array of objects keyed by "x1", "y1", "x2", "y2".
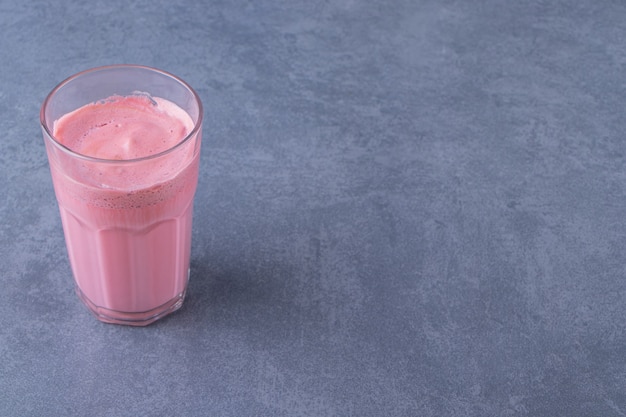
[{"x1": 40, "y1": 64, "x2": 203, "y2": 164}]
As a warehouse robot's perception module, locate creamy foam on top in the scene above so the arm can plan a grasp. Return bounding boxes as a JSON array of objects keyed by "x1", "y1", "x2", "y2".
[{"x1": 53, "y1": 94, "x2": 194, "y2": 160}]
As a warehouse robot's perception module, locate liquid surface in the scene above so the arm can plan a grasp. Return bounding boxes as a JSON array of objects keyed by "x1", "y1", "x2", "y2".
[
  {"x1": 53, "y1": 94, "x2": 194, "y2": 160},
  {"x1": 51, "y1": 95, "x2": 198, "y2": 193}
]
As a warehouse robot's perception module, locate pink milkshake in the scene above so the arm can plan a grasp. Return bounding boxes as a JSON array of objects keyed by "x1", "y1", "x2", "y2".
[{"x1": 41, "y1": 66, "x2": 203, "y2": 325}]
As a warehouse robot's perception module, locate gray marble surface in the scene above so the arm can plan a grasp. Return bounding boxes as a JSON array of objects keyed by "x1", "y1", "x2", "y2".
[{"x1": 2, "y1": 0, "x2": 626, "y2": 415}]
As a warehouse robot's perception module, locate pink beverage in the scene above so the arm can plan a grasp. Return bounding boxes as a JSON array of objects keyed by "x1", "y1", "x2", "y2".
[{"x1": 41, "y1": 66, "x2": 203, "y2": 326}]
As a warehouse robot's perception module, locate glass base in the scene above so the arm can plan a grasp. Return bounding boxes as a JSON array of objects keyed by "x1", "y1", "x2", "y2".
[{"x1": 75, "y1": 285, "x2": 187, "y2": 326}]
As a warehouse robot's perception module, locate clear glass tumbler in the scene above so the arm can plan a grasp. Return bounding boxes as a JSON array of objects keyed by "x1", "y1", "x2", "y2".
[{"x1": 40, "y1": 65, "x2": 203, "y2": 326}]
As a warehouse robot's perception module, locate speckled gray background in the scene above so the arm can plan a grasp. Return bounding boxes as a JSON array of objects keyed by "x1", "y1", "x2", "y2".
[{"x1": 1, "y1": 0, "x2": 626, "y2": 415}]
